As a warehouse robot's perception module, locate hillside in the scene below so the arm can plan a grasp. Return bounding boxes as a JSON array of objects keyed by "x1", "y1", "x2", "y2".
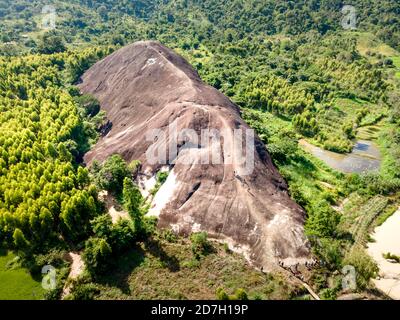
[
  {"x1": 0, "y1": 0, "x2": 399, "y2": 301},
  {"x1": 78, "y1": 40, "x2": 310, "y2": 271}
]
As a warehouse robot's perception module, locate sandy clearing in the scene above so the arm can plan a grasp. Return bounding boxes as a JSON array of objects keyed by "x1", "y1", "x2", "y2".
[
  {"x1": 109, "y1": 206, "x2": 130, "y2": 224},
  {"x1": 99, "y1": 190, "x2": 131, "y2": 224},
  {"x1": 367, "y1": 208, "x2": 400, "y2": 300}
]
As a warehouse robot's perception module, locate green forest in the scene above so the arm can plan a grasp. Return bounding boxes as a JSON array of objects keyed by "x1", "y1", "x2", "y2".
[{"x1": 0, "y1": 0, "x2": 399, "y2": 300}]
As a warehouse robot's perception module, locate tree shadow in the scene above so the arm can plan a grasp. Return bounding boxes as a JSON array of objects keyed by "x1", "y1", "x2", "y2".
[
  {"x1": 30, "y1": 268, "x2": 45, "y2": 282},
  {"x1": 0, "y1": 247, "x2": 7, "y2": 257},
  {"x1": 336, "y1": 231, "x2": 354, "y2": 242},
  {"x1": 144, "y1": 238, "x2": 180, "y2": 272},
  {"x1": 97, "y1": 244, "x2": 146, "y2": 295}
]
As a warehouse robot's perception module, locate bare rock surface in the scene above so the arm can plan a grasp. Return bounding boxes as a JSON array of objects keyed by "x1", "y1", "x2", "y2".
[{"x1": 79, "y1": 41, "x2": 310, "y2": 270}]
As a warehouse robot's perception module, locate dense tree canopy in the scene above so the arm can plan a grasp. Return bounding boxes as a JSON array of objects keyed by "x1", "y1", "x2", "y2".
[{"x1": 0, "y1": 47, "x2": 112, "y2": 248}]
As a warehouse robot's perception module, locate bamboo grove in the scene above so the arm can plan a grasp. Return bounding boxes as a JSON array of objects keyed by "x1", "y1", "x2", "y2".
[{"x1": 0, "y1": 47, "x2": 112, "y2": 249}]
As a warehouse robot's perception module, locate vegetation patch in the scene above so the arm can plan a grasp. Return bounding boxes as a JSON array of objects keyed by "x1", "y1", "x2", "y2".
[{"x1": 0, "y1": 250, "x2": 44, "y2": 300}]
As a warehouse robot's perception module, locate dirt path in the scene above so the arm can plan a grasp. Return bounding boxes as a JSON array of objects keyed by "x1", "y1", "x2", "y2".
[
  {"x1": 67, "y1": 252, "x2": 84, "y2": 279},
  {"x1": 61, "y1": 252, "x2": 84, "y2": 298},
  {"x1": 367, "y1": 208, "x2": 400, "y2": 300}
]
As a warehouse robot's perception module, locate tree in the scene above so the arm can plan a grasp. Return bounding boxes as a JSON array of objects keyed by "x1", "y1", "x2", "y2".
[
  {"x1": 74, "y1": 94, "x2": 100, "y2": 117},
  {"x1": 82, "y1": 237, "x2": 112, "y2": 276},
  {"x1": 97, "y1": 5, "x2": 108, "y2": 19},
  {"x1": 122, "y1": 177, "x2": 143, "y2": 234},
  {"x1": 37, "y1": 32, "x2": 66, "y2": 54},
  {"x1": 58, "y1": 142, "x2": 72, "y2": 162},
  {"x1": 0, "y1": 46, "x2": 111, "y2": 251},
  {"x1": 110, "y1": 219, "x2": 135, "y2": 252},
  {"x1": 39, "y1": 207, "x2": 54, "y2": 236},
  {"x1": 60, "y1": 191, "x2": 97, "y2": 240},
  {"x1": 77, "y1": 167, "x2": 90, "y2": 187},
  {"x1": 190, "y1": 232, "x2": 211, "y2": 259},
  {"x1": 13, "y1": 228, "x2": 29, "y2": 250},
  {"x1": 91, "y1": 214, "x2": 112, "y2": 239},
  {"x1": 97, "y1": 155, "x2": 130, "y2": 194}
]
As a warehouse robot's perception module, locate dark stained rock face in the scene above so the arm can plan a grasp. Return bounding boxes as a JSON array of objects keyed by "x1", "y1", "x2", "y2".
[{"x1": 79, "y1": 41, "x2": 311, "y2": 270}]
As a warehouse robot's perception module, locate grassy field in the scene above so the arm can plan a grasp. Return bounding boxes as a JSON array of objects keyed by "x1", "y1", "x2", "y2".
[
  {"x1": 391, "y1": 56, "x2": 400, "y2": 79},
  {"x1": 356, "y1": 32, "x2": 398, "y2": 58},
  {"x1": 354, "y1": 32, "x2": 400, "y2": 79},
  {"x1": 0, "y1": 249, "x2": 45, "y2": 300}
]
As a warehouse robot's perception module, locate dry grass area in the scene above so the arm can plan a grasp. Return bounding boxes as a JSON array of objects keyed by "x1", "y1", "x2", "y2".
[
  {"x1": 93, "y1": 235, "x2": 304, "y2": 300},
  {"x1": 356, "y1": 32, "x2": 398, "y2": 58}
]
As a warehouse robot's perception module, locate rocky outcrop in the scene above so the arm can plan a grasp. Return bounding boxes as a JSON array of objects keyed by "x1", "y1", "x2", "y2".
[{"x1": 79, "y1": 40, "x2": 311, "y2": 270}]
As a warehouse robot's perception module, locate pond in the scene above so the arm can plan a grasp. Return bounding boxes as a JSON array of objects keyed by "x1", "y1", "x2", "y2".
[{"x1": 299, "y1": 139, "x2": 381, "y2": 174}]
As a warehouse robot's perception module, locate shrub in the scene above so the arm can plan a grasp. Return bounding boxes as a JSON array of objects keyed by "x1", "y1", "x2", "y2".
[
  {"x1": 190, "y1": 232, "x2": 211, "y2": 259},
  {"x1": 68, "y1": 282, "x2": 100, "y2": 300},
  {"x1": 128, "y1": 160, "x2": 141, "y2": 176},
  {"x1": 150, "y1": 171, "x2": 170, "y2": 196},
  {"x1": 267, "y1": 136, "x2": 298, "y2": 164},
  {"x1": 305, "y1": 200, "x2": 341, "y2": 238},
  {"x1": 91, "y1": 214, "x2": 135, "y2": 253},
  {"x1": 13, "y1": 229, "x2": 29, "y2": 251},
  {"x1": 74, "y1": 94, "x2": 100, "y2": 117},
  {"x1": 311, "y1": 238, "x2": 343, "y2": 270},
  {"x1": 360, "y1": 172, "x2": 400, "y2": 196},
  {"x1": 223, "y1": 243, "x2": 231, "y2": 253},
  {"x1": 234, "y1": 288, "x2": 249, "y2": 300},
  {"x1": 142, "y1": 216, "x2": 158, "y2": 236},
  {"x1": 383, "y1": 252, "x2": 400, "y2": 263},
  {"x1": 156, "y1": 171, "x2": 169, "y2": 184},
  {"x1": 43, "y1": 266, "x2": 70, "y2": 300},
  {"x1": 95, "y1": 155, "x2": 130, "y2": 194},
  {"x1": 216, "y1": 288, "x2": 229, "y2": 300},
  {"x1": 319, "y1": 288, "x2": 337, "y2": 300},
  {"x1": 289, "y1": 183, "x2": 309, "y2": 207},
  {"x1": 182, "y1": 258, "x2": 201, "y2": 268},
  {"x1": 343, "y1": 248, "x2": 378, "y2": 290},
  {"x1": 91, "y1": 214, "x2": 113, "y2": 239},
  {"x1": 161, "y1": 229, "x2": 178, "y2": 243}
]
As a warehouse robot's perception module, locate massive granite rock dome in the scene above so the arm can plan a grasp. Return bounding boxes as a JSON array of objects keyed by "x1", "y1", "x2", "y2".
[{"x1": 79, "y1": 40, "x2": 310, "y2": 270}]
